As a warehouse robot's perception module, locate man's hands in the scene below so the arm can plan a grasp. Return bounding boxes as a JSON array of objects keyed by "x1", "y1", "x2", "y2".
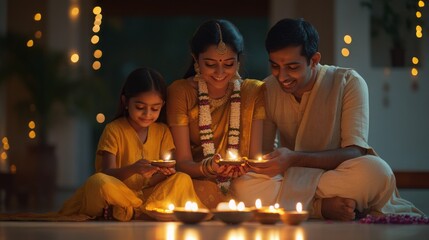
[{"x1": 249, "y1": 147, "x2": 295, "y2": 177}]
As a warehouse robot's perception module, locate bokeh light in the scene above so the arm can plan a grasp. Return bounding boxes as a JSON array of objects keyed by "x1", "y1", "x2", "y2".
[
  {"x1": 93, "y1": 6, "x2": 102, "y2": 15},
  {"x1": 34, "y1": 13, "x2": 42, "y2": 21},
  {"x1": 343, "y1": 35, "x2": 352, "y2": 44},
  {"x1": 28, "y1": 121, "x2": 36, "y2": 129},
  {"x1": 96, "y1": 113, "x2": 106, "y2": 123},
  {"x1": 92, "y1": 61, "x2": 101, "y2": 70},
  {"x1": 91, "y1": 35, "x2": 100, "y2": 44},
  {"x1": 26, "y1": 39, "x2": 34, "y2": 47},
  {"x1": 70, "y1": 53, "x2": 80, "y2": 63},
  {"x1": 29, "y1": 130, "x2": 36, "y2": 139},
  {"x1": 341, "y1": 48, "x2": 350, "y2": 57}
]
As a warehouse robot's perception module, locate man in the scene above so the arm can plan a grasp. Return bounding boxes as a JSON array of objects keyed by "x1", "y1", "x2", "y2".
[{"x1": 231, "y1": 18, "x2": 423, "y2": 221}]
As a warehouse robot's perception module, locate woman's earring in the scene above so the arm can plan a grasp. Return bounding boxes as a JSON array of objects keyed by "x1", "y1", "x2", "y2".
[
  {"x1": 194, "y1": 62, "x2": 201, "y2": 82},
  {"x1": 231, "y1": 62, "x2": 241, "y2": 82}
]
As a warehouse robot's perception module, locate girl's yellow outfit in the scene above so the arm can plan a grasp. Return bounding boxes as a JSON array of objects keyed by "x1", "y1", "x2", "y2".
[
  {"x1": 58, "y1": 117, "x2": 205, "y2": 221},
  {"x1": 167, "y1": 79, "x2": 265, "y2": 209}
]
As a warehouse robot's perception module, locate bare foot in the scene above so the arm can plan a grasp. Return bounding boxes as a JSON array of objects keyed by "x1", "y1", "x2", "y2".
[{"x1": 321, "y1": 197, "x2": 356, "y2": 221}]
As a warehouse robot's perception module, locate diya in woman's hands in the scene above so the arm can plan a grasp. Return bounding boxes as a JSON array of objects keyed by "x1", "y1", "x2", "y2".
[
  {"x1": 214, "y1": 152, "x2": 248, "y2": 178},
  {"x1": 214, "y1": 151, "x2": 246, "y2": 166}
]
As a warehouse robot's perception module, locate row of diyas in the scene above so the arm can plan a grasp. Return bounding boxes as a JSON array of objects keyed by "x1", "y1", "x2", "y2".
[
  {"x1": 253, "y1": 199, "x2": 309, "y2": 225},
  {"x1": 214, "y1": 151, "x2": 269, "y2": 166},
  {"x1": 150, "y1": 151, "x2": 268, "y2": 168},
  {"x1": 169, "y1": 199, "x2": 308, "y2": 225}
]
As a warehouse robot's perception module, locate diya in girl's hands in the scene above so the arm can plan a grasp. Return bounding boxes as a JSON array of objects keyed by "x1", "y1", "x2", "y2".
[{"x1": 133, "y1": 159, "x2": 160, "y2": 178}]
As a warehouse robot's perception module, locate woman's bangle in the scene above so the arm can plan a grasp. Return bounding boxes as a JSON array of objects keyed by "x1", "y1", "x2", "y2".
[
  {"x1": 201, "y1": 157, "x2": 216, "y2": 178},
  {"x1": 206, "y1": 157, "x2": 216, "y2": 175}
]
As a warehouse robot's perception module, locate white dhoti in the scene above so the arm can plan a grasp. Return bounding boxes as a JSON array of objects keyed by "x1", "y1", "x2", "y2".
[
  {"x1": 231, "y1": 155, "x2": 424, "y2": 218},
  {"x1": 230, "y1": 172, "x2": 283, "y2": 207},
  {"x1": 316, "y1": 155, "x2": 423, "y2": 217},
  {"x1": 231, "y1": 167, "x2": 323, "y2": 213}
]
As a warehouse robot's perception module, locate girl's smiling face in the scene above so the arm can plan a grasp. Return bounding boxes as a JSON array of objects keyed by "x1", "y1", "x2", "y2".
[{"x1": 124, "y1": 90, "x2": 164, "y2": 129}]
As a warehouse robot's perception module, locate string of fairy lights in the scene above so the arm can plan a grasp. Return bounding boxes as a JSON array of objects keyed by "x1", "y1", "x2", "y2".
[
  {"x1": 92, "y1": 6, "x2": 107, "y2": 125},
  {"x1": 0, "y1": 137, "x2": 11, "y2": 173},
  {"x1": 24, "y1": 4, "x2": 106, "y2": 140},
  {"x1": 0, "y1": 3, "x2": 108, "y2": 173},
  {"x1": 340, "y1": 0, "x2": 425, "y2": 106},
  {"x1": 410, "y1": 0, "x2": 425, "y2": 91}
]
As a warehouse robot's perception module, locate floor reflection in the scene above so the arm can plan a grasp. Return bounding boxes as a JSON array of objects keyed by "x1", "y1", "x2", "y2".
[
  {"x1": 2, "y1": 221, "x2": 428, "y2": 240},
  {"x1": 167, "y1": 223, "x2": 307, "y2": 240},
  {"x1": 294, "y1": 227, "x2": 305, "y2": 240},
  {"x1": 225, "y1": 227, "x2": 247, "y2": 240},
  {"x1": 183, "y1": 228, "x2": 200, "y2": 240}
]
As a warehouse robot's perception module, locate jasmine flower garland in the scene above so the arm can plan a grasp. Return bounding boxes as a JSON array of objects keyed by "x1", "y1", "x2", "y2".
[
  {"x1": 227, "y1": 80, "x2": 241, "y2": 154},
  {"x1": 197, "y1": 79, "x2": 215, "y2": 157},
  {"x1": 198, "y1": 78, "x2": 241, "y2": 157},
  {"x1": 198, "y1": 78, "x2": 241, "y2": 194}
]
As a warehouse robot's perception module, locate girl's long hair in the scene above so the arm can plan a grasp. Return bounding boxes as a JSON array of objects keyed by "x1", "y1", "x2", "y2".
[{"x1": 113, "y1": 66, "x2": 167, "y2": 123}]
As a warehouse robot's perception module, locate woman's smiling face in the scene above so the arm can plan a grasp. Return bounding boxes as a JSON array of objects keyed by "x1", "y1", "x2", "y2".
[{"x1": 196, "y1": 45, "x2": 238, "y2": 91}]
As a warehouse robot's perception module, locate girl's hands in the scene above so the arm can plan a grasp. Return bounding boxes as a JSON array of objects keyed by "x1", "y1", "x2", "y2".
[
  {"x1": 133, "y1": 159, "x2": 159, "y2": 178},
  {"x1": 134, "y1": 159, "x2": 177, "y2": 177},
  {"x1": 157, "y1": 167, "x2": 176, "y2": 176}
]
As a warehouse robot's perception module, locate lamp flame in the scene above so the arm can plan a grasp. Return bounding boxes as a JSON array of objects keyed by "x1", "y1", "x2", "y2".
[
  {"x1": 227, "y1": 151, "x2": 237, "y2": 160},
  {"x1": 296, "y1": 202, "x2": 303, "y2": 212},
  {"x1": 237, "y1": 202, "x2": 245, "y2": 211},
  {"x1": 185, "y1": 201, "x2": 198, "y2": 211},
  {"x1": 168, "y1": 203, "x2": 175, "y2": 211},
  {"x1": 255, "y1": 199, "x2": 262, "y2": 209},
  {"x1": 228, "y1": 199, "x2": 236, "y2": 209}
]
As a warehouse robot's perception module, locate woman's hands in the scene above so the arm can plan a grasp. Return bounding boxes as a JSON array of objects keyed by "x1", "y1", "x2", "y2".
[{"x1": 212, "y1": 154, "x2": 248, "y2": 179}]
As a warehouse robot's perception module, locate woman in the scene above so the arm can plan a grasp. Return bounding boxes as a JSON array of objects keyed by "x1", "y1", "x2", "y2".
[{"x1": 167, "y1": 19, "x2": 265, "y2": 209}]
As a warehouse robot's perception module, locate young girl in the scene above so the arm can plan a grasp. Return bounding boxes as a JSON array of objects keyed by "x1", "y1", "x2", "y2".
[{"x1": 58, "y1": 67, "x2": 205, "y2": 221}]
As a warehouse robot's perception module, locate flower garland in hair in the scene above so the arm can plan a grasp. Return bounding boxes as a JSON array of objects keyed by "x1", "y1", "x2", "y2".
[{"x1": 198, "y1": 78, "x2": 241, "y2": 157}]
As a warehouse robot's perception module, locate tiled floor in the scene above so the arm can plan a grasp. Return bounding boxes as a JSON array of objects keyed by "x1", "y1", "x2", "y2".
[{"x1": 1, "y1": 220, "x2": 429, "y2": 240}]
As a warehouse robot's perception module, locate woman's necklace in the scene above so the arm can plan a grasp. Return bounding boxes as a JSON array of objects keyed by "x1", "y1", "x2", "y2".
[
  {"x1": 198, "y1": 78, "x2": 241, "y2": 158},
  {"x1": 209, "y1": 84, "x2": 233, "y2": 110}
]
